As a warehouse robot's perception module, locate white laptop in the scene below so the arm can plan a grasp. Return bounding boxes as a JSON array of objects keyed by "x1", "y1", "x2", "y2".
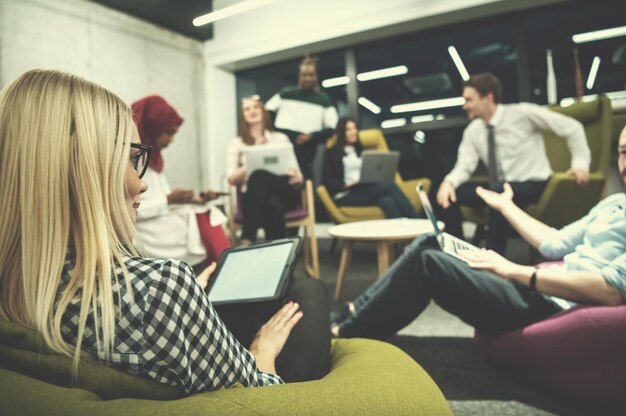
[
  {"x1": 415, "y1": 184, "x2": 479, "y2": 262},
  {"x1": 244, "y1": 144, "x2": 299, "y2": 176},
  {"x1": 359, "y1": 151, "x2": 399, "y2": 183}
]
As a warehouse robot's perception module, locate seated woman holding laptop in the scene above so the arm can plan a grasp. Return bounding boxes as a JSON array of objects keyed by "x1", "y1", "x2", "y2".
[
  {"x1": 226, "y1": 96, "x2": 303, "y2": 246},
  {"x1": 0, "y1": 69, "x2": 330, "y2": 394},
  {"x1": 322, "y1": 117, "x2": 418, "y2": 219}
]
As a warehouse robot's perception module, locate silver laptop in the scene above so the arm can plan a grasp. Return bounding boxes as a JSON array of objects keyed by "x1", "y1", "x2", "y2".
[
  {"x1": 359, "y1": 151, "x2": 399, "y2": 183},
  {"x1": 415, "y1": 184, "x2": 479, "y2": 261},
  {"x1": 244, "y1": 144, "x2": 299, "y2": 176}
]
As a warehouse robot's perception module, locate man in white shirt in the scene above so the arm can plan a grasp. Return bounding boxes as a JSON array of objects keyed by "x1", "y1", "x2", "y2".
[{"x1": 436, "y1": 73, "x2": 591, "y2": 254}]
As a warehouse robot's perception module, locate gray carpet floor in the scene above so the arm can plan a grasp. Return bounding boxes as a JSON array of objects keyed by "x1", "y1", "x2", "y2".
[{"x1": 293, "y1": 235, "x2": 622, "y2": 416}]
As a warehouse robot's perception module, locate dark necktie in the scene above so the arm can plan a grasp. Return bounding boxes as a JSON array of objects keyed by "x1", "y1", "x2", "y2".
[{"x1": 487, "y1": 124, "x2": 498, "y2": 186}]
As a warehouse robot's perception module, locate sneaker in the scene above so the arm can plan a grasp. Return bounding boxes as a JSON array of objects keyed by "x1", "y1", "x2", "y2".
[{"x1": 330, "y1": 302, "x2": 355, "y2": 325}]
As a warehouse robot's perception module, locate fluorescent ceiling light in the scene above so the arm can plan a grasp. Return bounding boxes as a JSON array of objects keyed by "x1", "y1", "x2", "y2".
[
  {"x1": 586, "y1": 56, "x2": 601, "y2": 90},
  {"x1": 391, "y1": 96, "x2": 465, "y2": 114},
  {"x1": 357, "y1": 65, "x2": 408, "y2": 82},
  {"x1": 321, "y1": 76, "x2": 350, "y2": 88},
  {"x1": 448, "y1": 46, "x2": 469, "y2": 81},
  {"x1": 381, "y1": 118, "x2": 406, "y2": 129},
  {"x1": 193, "y1": 0, "x2": 280, "y2": 26},
  {"x1": 410, "y1": 114, "x2": 435, "y2": 123},
  {"x1": 572, "y1": 25, "x2": 626, "y2": 44},
  {"x1": 358, "y1": 97, "x2": 381, "y2": 114}
]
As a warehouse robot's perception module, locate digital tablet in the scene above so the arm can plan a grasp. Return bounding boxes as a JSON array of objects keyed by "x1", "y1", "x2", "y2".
[{"x1": 206, "y1": 237, "x2": 301, "y2": 305}]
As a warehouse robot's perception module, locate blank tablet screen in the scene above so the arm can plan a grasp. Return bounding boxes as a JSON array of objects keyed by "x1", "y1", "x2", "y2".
[{"x1": 208, "y1": 240, "x2": 294, "y2": 304}]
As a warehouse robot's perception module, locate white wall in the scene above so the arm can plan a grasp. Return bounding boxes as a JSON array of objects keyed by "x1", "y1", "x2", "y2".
[{"x1": 0, "y1": 0, "x2": 207, "y2": 191}]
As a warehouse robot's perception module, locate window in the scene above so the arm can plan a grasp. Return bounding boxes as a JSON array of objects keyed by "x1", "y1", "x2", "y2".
[{"x1": 236, "y1": 50, "x2": 347, "y2": 118}]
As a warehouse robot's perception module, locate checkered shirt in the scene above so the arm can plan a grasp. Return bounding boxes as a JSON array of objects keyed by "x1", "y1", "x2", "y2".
[{"x1": 59, "y1": 254, "x2": 284, "y2": 393}]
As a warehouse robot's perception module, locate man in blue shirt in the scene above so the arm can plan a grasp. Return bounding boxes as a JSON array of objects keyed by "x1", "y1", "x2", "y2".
[{"x1": 332, "y1": 126, "x2": 626, "y2": 339}]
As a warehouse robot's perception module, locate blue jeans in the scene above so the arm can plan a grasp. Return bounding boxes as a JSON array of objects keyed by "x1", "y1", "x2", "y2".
[
  {"x1": 435, "y1": 180, "x2": 547, "y2": 254},
  {"x1": 336, "y1": 235, "x2": 562, "y2": 339},
  {"x1": 335, "y1": 182, "x2": 417, "y2": 218}
]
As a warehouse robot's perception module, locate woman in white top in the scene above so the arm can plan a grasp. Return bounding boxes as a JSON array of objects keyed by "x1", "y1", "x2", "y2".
[
  {"x1": 322, "y1": 117, "x2": 418, "y2": 219},
  {"x1": 226, "y1": 96, "x2": 303, "y2": 245},
  {"x1": 133, "y1": 96, "x2": 230, "y2": 266}
]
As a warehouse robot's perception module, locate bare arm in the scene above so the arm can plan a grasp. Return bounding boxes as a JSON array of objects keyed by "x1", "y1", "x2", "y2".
[
  {"x1": 461, "y1": 251, "x2": 623, "y2": 306},
  {"x1": 506, "y1": 265, "x2": 622, "y2": 306},
  {"x1": 475, "y1": 183, "x2": 554, "y2": 249}
]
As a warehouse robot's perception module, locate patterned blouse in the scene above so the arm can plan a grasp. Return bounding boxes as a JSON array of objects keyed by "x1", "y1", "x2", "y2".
[{"x1": 59, "y1": 253, "x2": 283, "y2": 394}]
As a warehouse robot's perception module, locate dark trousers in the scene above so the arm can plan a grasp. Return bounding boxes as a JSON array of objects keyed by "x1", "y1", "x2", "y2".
[
  {"x1": 436, "y1": 180, "x2": 547, "y2": 254},
  {"x1": 335, "y1": 182, "x2": 418, "y2": 219},
  {"x1": 241, "y1": 170, "x2": 300, "y2": 241},
  {"x1": 215, "y1": 277, "x2": 331, "y2": 382},
  {"x1": 337, "y1": 235, "x2": 563, "y2": 339}
]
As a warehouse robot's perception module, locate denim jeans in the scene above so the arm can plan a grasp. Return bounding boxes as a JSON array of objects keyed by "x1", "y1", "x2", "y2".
[
  {"x1": 335, "y1": 182, "x2": 418, "y2": 219},
  {"x1": 337, "y1": 235, "x2": 562, "y2": 339}
]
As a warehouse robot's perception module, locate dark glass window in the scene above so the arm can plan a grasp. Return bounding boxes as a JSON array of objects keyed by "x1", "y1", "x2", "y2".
[
  {"x1": 355, "y1": 22, "x2": 518, "y2": 130},
  {"x1": 236, "y1": 50, "x2": 347, "y2": 118},
  {"x1": 524, "y1": 0, "x2": 626, "y2": 105}
]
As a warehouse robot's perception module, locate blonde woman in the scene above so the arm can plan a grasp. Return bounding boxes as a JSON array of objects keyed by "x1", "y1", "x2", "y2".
[{"x1": 0, "y1": 70, "x2": 305, "y2": 394}]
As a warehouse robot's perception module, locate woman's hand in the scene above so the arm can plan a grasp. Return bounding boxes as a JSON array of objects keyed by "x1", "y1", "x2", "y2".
[
  {"x1": 295, "y1": 133, "x2": 312, "y2": 145},
  {"x1": 287, "y1": 169, "x2": 303, "y2": 185},
  {"x1": 197, "y1": 262, "x2": 217, "y2": 290},
  {"x1": 475, "y1": 183, "x2": 515, "y2": 213},
  {"x1": 228, "y1": 166, "x2": 247, "y2": 186},
  {"x1": 168, "y1": 188, "x2": 195, "y2": 204},
  {"x1": 459, "y1": 248, "x2": 524, "y2": 280},
  {"x1": 249, "y1": 302, "x2": 303, "y2": 375},
  {"x1": 199, "y1": 190, "x2": 220, "y2": 202},
  {"x1": 344, "y1": 180, "x2": 358, "y2": 188}
]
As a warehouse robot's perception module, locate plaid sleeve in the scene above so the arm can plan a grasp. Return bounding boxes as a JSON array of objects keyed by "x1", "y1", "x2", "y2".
[{"x1": 139, "y1": 259, "x2": 284, "y2": 394}]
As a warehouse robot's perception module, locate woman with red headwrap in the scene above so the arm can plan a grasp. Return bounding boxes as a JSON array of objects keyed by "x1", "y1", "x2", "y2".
[
  {"x1": 135, "y1": 95, "x2": 331, "y2": 383},
  {"x1": 132, "y1": 95, "x2": 230, "y2": 267}
]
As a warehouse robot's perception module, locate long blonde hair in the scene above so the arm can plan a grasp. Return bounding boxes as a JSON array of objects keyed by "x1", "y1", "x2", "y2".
[{"x1": 0, "y1": 69, "x2": 137, "y2": 368}]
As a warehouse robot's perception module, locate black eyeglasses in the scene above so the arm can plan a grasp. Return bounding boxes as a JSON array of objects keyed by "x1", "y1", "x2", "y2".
[{"x1": 130, "y1": 143, "x2": 152, "y2": 179}]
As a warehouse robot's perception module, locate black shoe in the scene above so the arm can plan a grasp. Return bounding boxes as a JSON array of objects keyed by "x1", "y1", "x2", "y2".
[{"x1": 330, "y1": 302, "x2": 354, "y2": 325}]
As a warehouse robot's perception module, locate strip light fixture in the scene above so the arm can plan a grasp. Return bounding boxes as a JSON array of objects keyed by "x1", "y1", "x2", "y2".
[
  {"x1": 358, "y1": 97, "x2": 381, "y2": 114},
  {"x1": 193, "y1": 0, "x2": 280, "y2": 27},
  {"x1": 321, "y1": 76, "x2": 350, "y2": 88},
  {"x1": 357, "y1": 65, "x2": 408, "y2": 82},
  {"x1": 391, "y1": 96, "x2": 465, "y2": 114},
  {"x1": 410, "y1": 114, "x2": 435, "y2": 123},
  {"x1": 572, "y1": 25, "x2": 626, "y2": 44},
  {"x1": 448, "y1": 46, "x2": 469, "y2": 81},
  {"x1": 380, "y1": 118, "x2": 406, "y2": 129},
  {"x1": 586, "y1": 56, "x2": 601, "y2": 90}
]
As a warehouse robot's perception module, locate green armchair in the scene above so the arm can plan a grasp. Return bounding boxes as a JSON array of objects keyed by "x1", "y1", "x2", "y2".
[
  {"x1": 317, "y1": 129, "x2": 431, "y2": 224},
  {"x1": 0, "y1": 319, "x2": 451, "y2": 415},
  {"x1": 461, "y1": 95, "x2": 613, "y2": 230}
]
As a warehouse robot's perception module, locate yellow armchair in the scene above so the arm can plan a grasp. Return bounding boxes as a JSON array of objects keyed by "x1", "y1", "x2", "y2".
[
  {"x1": 461, "y1": 95, "x2": 613, "y2": 230},
  {"x1": 317, "y1": 129, "x2": 431, "y2": 224}
]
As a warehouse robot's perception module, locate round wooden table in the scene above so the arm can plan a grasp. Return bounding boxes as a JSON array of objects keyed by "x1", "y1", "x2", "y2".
[{"x1": 327, "y1": 218, "x2": 440, "y2": 300}]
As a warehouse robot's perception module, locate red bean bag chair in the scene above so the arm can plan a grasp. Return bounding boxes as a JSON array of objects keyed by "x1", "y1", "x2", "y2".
[{"x1": 474, "y1": 304, "x2": 626, "y2": 400}]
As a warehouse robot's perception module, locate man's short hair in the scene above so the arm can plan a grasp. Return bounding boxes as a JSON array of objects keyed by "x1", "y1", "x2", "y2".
[
  {"x1": 463, "y1": 73, "x2": 502, "y2": 104},
  {"x1": 299, "y1": 54, "x2": 318, "y2": 71}
]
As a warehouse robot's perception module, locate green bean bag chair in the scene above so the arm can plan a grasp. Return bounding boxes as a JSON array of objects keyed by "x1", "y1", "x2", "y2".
[{"x1": 0, "y1": 319, "x2": 451, "y2": 415}]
